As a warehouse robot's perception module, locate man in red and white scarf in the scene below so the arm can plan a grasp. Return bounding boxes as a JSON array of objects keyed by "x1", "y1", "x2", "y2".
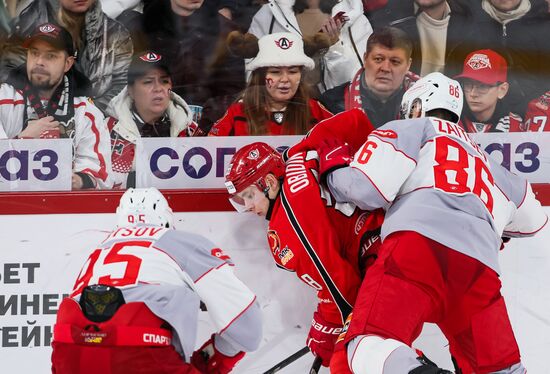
[{"x1": 0, "y1": 22, "x2": 112, "y2": 189}]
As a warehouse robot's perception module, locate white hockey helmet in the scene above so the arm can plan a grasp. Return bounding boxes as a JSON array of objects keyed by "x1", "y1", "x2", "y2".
[
  {"x1": 116, "y1": 188, "x2": 174, "y2": 229},
  {"x1": 400, "y1": 72, "x2": 463, "y2": 123}
]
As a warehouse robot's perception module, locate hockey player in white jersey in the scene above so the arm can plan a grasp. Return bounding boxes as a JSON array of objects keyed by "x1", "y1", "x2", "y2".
[
  {"x1": 317, "y1": 72, "x2": 548, "y2": 374},
  {"x1": 51, "y1": 188, "x2": 262, "y2": 374}
]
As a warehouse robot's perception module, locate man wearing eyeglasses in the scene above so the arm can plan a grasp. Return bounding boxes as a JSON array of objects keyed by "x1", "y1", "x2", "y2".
[{"x1": 454, "y1": 49, "x2": 523, "y2": 133}]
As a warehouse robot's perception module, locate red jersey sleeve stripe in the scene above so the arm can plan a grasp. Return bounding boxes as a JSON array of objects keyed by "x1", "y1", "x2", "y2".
[
  {"x1": 0, "y1": 99, "x2": 24, "y2": 105},
  {"x1": 85, "y1": 111, "x2": 108, "y2": 181}
]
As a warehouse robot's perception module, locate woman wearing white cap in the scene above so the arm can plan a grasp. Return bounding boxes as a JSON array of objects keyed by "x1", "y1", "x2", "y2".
[
  {"x1": 248, "y1": 0, "x2": 372, "y2": 92},
  {"x1": 208, "y1": 32, "x2": 333, "y2": 136},
  {"x1": 105, "y1": 51, "x2": 198, "y2": 188}
]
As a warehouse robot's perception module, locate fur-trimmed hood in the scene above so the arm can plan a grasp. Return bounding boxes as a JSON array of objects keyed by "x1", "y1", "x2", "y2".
[{"x1": 106, "y1": 86, "x2": 193, "y2": 142}]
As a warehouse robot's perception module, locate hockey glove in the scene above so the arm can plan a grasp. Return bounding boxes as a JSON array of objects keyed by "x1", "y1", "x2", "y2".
[
  {"x1": 306, "y1": 311, "x2": 343, "y2": 367},
  {"x1": 191, "y1": 334, "x2": 245, "y2": 374},
  {"x1": 317, "y1": 139, "x2": 352, "y2": 184}
]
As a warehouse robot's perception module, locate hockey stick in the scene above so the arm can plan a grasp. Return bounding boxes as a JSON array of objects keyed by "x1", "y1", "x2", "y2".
[
  {"x1": 262, "y1": 346, "x2": 311, "y2": 374},
  {"x1": 309, "y1": 356, "x2": 323, "y2": 374}
]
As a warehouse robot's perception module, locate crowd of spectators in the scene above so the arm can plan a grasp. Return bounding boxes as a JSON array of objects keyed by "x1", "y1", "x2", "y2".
[{"x1": 0, "y1": 0, "x2": 549, "y2": 189}]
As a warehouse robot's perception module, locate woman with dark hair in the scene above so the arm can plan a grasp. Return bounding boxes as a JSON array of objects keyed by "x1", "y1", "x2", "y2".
[
  {"x1": 208, "y1": 32, "x2": 333, "y2": 136},
  {"x1": 248, "y1": 0, "x2": 372, "y2": 93},
  {"x1": 106, "y1": 51, "x2": 197, "y2": 188}
]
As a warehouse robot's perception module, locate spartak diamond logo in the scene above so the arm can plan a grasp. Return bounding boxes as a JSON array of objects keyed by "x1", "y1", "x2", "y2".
[{"x1": 467, "y1": 53, "x2": 491, "y2": 70}]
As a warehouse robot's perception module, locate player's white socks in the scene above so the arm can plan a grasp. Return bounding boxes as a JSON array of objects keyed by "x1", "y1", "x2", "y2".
[
  {"x1": 347, "y1": 335, "x2": 527, "y2": 374},
  {"x1": 347, "y1": 335, "x2": 422, "y2": 374},
  {"x1": 490, "y1": 363, "x2": 527, "y2": 374}
]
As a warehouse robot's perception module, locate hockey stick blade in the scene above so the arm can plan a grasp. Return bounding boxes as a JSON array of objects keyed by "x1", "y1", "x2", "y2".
[
  {"x1": 262, "y1": 346, "x2": 311, "y2": 374},
  {"x1": 309, "y1": 356, "x2": 323, "y2": 374}
]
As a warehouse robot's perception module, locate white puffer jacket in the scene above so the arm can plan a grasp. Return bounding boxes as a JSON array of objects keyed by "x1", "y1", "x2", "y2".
[
  {"x1": 248, "y1": 0, "x2": 372, "y2": 91},
  {"x1": 106, "y1": 87, "x2": 193, "y2": 142},
  {"x1": 105, "y1": 87, "x2": 195, "y2": 188}
]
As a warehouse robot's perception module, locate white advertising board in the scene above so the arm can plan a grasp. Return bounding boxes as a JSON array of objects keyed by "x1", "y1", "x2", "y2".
[
  {"x1": 135, "y1": 133, "x2": 550, "y2": 189},
  {"x1": 1, "y1": 211, "x2": 550, "y2": 372},
  {"x1": 0, "y1": 139, "x2": 72, "y2": 191},
  {"x1": 135, "y1": 136, "x2": 299, "y2": 189}
]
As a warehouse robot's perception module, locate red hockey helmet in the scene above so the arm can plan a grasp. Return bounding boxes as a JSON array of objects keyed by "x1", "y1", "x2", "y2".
[{"x1": 225, "y1": 142, "x2": 285, "y2": 211}]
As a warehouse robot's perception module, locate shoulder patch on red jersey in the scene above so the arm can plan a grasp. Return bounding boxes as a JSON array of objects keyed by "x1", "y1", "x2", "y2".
[
  {"x1": 371, "y1": 129, "x2": 397, "y2": 138},
  {"x1": 267, "y1": 230, "x2": 280, "y2": 255},
  {"x1": 278, "y1": 246, "x2": 294, "y2": 265},
  {"x1": 211, "y1": 248, "x2": 231, "y2": 262}
]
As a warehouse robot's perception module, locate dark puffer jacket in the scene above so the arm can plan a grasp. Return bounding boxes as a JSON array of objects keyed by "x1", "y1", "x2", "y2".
[
  {"x1": 444, "y1": 0, "x2": 550, "y2": 115},
  {"x1": 120, "y1": 0, "x2": 246, "y2": 127},
  {"x1": 0, "y1": 0, "x2": 133, "y2": 110}
]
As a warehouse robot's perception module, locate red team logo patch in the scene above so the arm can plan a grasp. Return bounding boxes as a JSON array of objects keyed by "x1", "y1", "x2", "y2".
[
  {"x1": 211, "y1": 248, "x2": 231, "y2": 262},
  {"x1": 275, "y1": 37, "x2": 293, "y2": 50},
  {"x1": 248, "y1": 149, "x2": 260, "y2": 160},
  {"x1": 140, "y1": 52, "x2": 162, "y2": 63},
  {"x1": 267, "y1": 230, "x2": 280, "y2": 255},
  {"x1": 371, "y1": 129, "x2": 397, "y2": 138},
  {"x1": 466, "y1": 53, "x2": 491, "y2": 70},
  {"x1": 39, "y1": 24, "x2": 56, "y2": 33}
]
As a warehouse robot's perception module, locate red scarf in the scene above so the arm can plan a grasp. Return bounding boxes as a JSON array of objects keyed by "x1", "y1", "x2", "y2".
[{"x1": 344, "y1": 69, "x2": 364, "y2": 111}]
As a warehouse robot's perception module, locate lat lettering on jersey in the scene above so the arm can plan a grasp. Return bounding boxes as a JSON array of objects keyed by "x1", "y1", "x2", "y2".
[
  {"x1": 433, "y1": 118, "x2": 486, "y2": 160},
  {"x1": 104, "y1": 227, "x2": 166, "y2": 242},
  {"x1": 285, "y1": 153, "x2": 310, "y2": 193}
]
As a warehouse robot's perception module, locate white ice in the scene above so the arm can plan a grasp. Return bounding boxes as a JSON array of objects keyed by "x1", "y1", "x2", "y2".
[{"x1": 0, "y1": 209, "x2": 548, "y2": 373}]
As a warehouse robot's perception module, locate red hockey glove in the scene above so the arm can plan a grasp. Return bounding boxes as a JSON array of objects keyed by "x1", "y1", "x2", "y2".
[
  {"x1": 191, "y1": 334, "x2": 245, "y2": 374},
  {"x1": 317, "y1": 139, "x2": 352, "y2": 184},
  {"x1": 306, "y1": 311, "x2": 343, "y2": 367}
]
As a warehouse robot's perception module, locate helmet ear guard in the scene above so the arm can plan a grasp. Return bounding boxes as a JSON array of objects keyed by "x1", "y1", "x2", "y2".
[
  {"x1": 116, "y1": 188, "x2": 174, "y2": 228},
  {"x1": 400, "y1": 72, "x2": 463, "y2": 123}
]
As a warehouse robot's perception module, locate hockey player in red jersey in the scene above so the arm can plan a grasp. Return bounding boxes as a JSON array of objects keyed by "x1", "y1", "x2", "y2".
[
  {"x1": 224, "y1": 139, "x2": 384, "y2": 367},
  {"x1": 51, "y1": 188, "x2": 262, "y2": 374},
  {"x1": 317, "y1": 72, "x2": 548, "y2": 373}
]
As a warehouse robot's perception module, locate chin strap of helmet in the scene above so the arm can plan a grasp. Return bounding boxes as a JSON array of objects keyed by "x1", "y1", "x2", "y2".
[{"x1": 265, "y1": 177, "x2": 284, "y2": 221}]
